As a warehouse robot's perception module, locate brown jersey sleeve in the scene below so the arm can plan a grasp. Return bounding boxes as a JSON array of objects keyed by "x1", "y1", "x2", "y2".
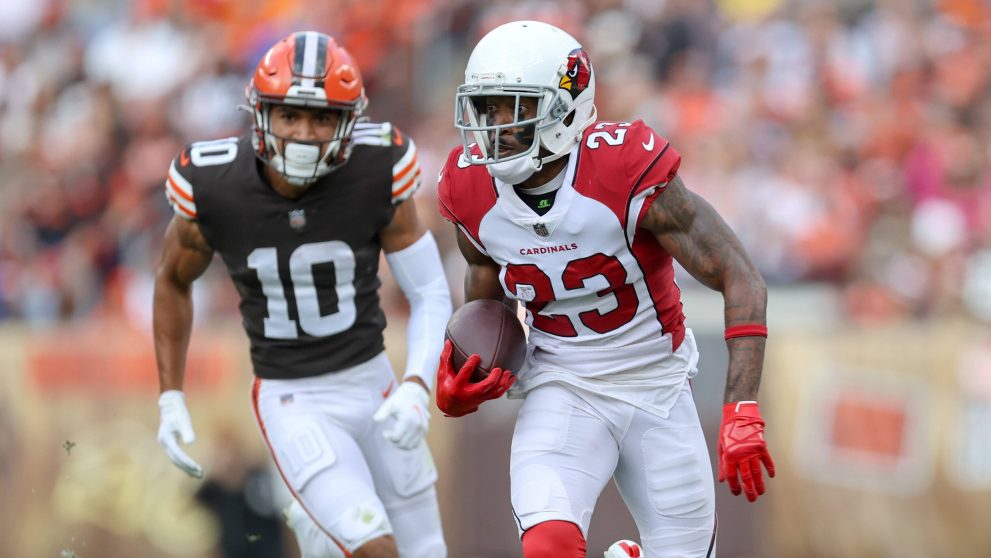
[
  {"x1": 164, "y1": 144, "x2": 197, "y2": 220},
  {"x1": 389, "y1": 125, "x2": 421, "y2": 204}
]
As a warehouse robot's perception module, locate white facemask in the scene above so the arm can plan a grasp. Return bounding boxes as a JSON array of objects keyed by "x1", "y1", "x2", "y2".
[{"x1": 487, "y1": 155, "x2": 540, "y2": 184}]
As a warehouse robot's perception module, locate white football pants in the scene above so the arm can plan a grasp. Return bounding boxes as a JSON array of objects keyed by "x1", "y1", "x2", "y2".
[
  {"x1": 510, "y1": 380, "x2": 717, "y2": 557},
  {"x1": 252, "y1": 352, "x2": 446, "y2": 558}
]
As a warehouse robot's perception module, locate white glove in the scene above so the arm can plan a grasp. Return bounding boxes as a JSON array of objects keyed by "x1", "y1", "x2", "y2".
[
  {"x1": 373, "y1": 380, "x2": 430, "y2": 450},
  {"x1": 157, "y1": 390, "x2": 203, "y2": 478}
]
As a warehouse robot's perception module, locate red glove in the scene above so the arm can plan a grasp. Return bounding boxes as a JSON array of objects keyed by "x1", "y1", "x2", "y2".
[
  {"x1": 718, "y1": 401, "x2": 775, "y2": 502},
  {"x1": 435, "y1": 340, "x2": 516, "y2": 417}
]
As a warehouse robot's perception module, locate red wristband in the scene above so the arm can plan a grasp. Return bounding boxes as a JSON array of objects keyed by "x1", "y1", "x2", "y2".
[{"x1": 724, "y1": 324, "x2": 768, "y2": 340}]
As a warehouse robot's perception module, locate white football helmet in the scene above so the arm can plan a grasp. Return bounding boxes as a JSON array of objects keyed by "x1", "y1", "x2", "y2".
[{"x1": 455, "y1": 20, "x2": 597, "y2": 183}]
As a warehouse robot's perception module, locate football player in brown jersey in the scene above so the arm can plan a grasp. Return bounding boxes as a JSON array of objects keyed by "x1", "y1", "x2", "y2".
[
  {"x1": 154, "y1": 31, "x2": 450, "y2": 558},
  {"x1": 436, "y1": 21, "x2": 774, "y2": 558}
]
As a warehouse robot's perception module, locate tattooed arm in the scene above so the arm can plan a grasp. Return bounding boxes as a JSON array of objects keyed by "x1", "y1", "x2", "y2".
[{"x1": 640, "y1": 176, "x2": 767, "y2": 403}]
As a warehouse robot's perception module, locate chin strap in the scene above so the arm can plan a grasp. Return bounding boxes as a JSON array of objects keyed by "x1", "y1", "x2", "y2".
[
  {"x1": 488, "y1": 155, "x2": 541, "y2": 184},
  {"x1": 487, "y1": 104, "x2": 595, "y2": 185},
  {"x1": 539, "y1": 105, "x2": 596, "y2": 166}
]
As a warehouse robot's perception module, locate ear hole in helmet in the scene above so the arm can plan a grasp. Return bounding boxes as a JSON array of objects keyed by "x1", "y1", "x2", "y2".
[{"x1": 563, "y1": 109, "x2": 575, "y2": 126}]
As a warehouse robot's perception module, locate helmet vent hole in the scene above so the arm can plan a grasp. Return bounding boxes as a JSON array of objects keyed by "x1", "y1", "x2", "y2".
[{"x1": 563, "y1": 110, "x2": 575, "y2": 126}]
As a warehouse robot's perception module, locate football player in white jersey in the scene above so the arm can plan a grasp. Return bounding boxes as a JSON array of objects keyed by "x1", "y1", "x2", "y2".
[
  {"x1": 154, "y1": 32, "x2": 450, "y2": 558},
  {"x1": 435, "y1": 21, "x2": 774, "y2": 558}
]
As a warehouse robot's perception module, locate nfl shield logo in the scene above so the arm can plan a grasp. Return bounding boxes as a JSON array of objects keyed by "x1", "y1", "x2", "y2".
[
  {"x1": 516, "y1": 284, "x2": 536, "y2": 302},
  {"x1": 532, "y1": 223, "x2": 549, "y2": 237},
  {"x1": 289, "y1": 209, "x2": 307, "y2": 231}
]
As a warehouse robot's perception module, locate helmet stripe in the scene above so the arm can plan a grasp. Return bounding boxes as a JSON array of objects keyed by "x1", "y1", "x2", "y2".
[
  {"x1": 299, "y1": 31, "x2": 321, "y2": 88},
  {"x1": 292, "y1": 33, "x2": 306, "y2": 85},
  {"x1": 314, "y1": 33, "x2": 328, "y2": 89}
]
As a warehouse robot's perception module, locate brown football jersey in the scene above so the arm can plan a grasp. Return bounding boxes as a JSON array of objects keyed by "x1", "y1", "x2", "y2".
[{"x1": 163, "y1": 121, "x2": 422, "y2": 379}]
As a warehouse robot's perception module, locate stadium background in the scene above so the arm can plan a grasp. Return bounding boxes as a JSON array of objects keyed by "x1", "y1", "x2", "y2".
[{"x1": 1, "y1": 0, "x2": 990, "y2": 556}]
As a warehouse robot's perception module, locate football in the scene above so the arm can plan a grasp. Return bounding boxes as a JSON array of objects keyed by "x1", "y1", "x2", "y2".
[{"x1": 444, "y1": 299, "x2": 527, "y2": 382}]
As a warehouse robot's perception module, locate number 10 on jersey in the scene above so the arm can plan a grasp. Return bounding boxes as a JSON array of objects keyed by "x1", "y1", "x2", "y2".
[{"x1": 247, "y1": 241, "x2": 358, "y2": 339}]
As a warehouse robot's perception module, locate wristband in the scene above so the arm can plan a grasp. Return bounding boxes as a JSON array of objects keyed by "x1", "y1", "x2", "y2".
[
  {"x1": 723, "y1": 400, "x2": 759, "y2": 414},
  {"x1": 724, "y1": 324, "x2": 768, "y2": 340}
]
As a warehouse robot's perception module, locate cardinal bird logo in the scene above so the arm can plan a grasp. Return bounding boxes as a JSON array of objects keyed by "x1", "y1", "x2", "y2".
[{"x1": 559, "y1": 49, "x2": 592, "y2": 100}]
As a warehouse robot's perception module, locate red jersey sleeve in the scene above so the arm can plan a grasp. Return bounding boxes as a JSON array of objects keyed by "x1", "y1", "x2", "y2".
[
  {"x1": 437, "y1": 147, "x2": 461, "y2": 225},
  {"x1": 624, "y1": 119, "x2": 681, "y2": 198},
  {"x1": 574, "y1": 120, "x2": 682, "y2": 232},
  {"x1": 437, "y1": 146, "x2": 498, "y2": 254}
]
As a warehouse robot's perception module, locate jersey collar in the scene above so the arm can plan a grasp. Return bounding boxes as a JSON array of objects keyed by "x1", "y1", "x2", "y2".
[{"x1": 494, "y1": 144, "x2": 580, "y2": 238}]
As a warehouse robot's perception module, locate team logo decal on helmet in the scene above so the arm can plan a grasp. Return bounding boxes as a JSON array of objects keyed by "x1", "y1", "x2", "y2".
[{"x1": 559, "y1": 49, "x2": 591, "y2": 100}]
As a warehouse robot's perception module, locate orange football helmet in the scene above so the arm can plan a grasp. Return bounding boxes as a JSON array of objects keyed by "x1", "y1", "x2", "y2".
[{"x1": 246, "y1": 31, "x2": 368, "y2": 184}]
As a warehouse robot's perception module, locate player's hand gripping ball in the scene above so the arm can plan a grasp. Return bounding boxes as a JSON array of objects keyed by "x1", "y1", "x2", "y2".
[
  {"x1": 444, "y1": 299, "x2": 526, "y2": 382},
  {"x1": 436, "y1": 300, "x2": 525, "y2": 417}
]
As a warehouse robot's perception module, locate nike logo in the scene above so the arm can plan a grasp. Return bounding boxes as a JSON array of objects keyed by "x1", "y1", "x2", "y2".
[
  {"x1": 179, "y1": 150, "x2": 190, "y2": 167},
  {"x1": 642, "y1": 134, "x2": 655, "y2": 151},
  {"x1": 382, "y1": 379, "x2": 395, "y2": 399}
]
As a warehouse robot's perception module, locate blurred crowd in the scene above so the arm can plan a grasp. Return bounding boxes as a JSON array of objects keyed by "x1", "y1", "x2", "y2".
[{"x1": 2, "y1": 0, "x2": 990, "y2": 328}]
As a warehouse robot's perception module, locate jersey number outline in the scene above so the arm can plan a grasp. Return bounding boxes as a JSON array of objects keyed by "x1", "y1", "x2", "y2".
[
  {"x1": 585, "y1": 122, "x2": 631, "y2": 149},
  {"x1": 247, "y1": 242, "x2": 357, "y2": 339},
  {"x1": 189, "y1": 137, "x2": 239, "y2": 167},
  {"x1": 504, "y1": 253, "x2": 638, "y2": 336}
]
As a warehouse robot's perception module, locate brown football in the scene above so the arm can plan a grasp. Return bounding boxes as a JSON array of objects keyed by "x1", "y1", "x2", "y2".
[{"x1": 444, "y1": 299, "x2": 527, "y2": 382}]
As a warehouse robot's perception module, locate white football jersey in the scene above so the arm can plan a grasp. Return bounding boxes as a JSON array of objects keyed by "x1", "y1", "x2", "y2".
[{"x1": 439, "y1": 120, "x2": 699, "y2": 417}]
